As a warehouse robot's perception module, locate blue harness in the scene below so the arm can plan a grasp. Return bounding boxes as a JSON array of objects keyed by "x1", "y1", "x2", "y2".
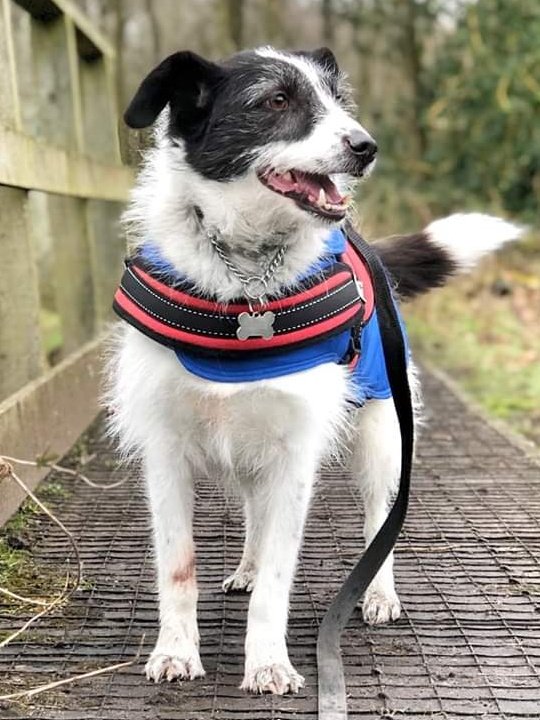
[{"x1": 129, "y1": 229, "x2": 408, "y2": 405}]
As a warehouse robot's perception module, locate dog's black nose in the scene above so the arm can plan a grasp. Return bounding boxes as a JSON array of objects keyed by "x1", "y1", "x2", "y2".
[{"x1": 344, "y1": 130, "x2": 378, "y2": 165}]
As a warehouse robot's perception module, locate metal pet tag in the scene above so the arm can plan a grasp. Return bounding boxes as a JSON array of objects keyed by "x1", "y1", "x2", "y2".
[{"x1": 236, "y1": 311, "x2": 275, "y2": 340}]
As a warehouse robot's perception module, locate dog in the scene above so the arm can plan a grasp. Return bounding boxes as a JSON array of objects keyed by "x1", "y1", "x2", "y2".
[{"x1": 106, "y1": 46, "x2": 521, "y2": 695}]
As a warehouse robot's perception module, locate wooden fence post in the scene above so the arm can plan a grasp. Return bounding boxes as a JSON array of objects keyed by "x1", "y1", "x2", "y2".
[
  {"x1": 0, "y1": 187, "x2": 45, "y2": 398},
  {"x1": 46, "y1": 195, "x2": 96, "y2": 356},
  {"x1": 86, "y1": 200, "x2": 125, "y2": 328}
]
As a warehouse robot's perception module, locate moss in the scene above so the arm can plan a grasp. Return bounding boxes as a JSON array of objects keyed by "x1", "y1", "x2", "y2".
[
  {"x1": 0, "y1": 537, "x2": 67, "y2": 604},
  {"x1": 0, "y1": 488, "x2": 71, "y2": 602},
  {"x1": 38, "y1": 481, "x2": 70, "y2": 502}
]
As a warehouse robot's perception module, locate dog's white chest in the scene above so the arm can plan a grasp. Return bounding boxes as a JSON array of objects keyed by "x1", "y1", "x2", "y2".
[{"x1": 114, "y1": 327, "x2": 351, "y2": 475}]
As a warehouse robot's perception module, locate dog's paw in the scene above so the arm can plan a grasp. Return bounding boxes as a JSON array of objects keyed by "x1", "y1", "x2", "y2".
[
  {"x1": 222, "y1": 566, "x2": 256, "y2": 593},
  {"x1": 145, "y1": 649, "x2": 205, "y2": 683},
  {"x1": 362, "y1": 587, "x2": 401, "y2": 625},
  {"x1": 241, "y1": 663, "x2": 305, "y2": 695}
]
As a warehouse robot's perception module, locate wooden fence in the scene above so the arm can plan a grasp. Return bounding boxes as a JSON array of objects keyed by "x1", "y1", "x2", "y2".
[{"x1": 0, "y1": 0, "x2": 134, "y2": 523}]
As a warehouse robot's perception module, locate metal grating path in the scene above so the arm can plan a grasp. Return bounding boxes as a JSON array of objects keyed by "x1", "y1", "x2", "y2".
[{"x1": 1, "y1": 368, "x2": 539, "y2": 719}]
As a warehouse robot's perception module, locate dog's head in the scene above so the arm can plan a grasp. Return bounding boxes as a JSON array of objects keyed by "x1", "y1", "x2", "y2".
[{"x1": 125, "y1": 47, "x2": 376, "y2": 232}]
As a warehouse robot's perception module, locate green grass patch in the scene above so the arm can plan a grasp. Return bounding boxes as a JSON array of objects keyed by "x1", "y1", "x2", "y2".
[{"x1": 0, "y1": 479, "x2": 73, "y2": 602}]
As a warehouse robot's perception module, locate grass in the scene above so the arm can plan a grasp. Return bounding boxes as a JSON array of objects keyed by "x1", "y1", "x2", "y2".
[
  {"x1": 404, "y1": 241, "x2": 540, "y2": 445},
  {"x1": 0, "y1": 478, "x2": 73, "y2": 602}
]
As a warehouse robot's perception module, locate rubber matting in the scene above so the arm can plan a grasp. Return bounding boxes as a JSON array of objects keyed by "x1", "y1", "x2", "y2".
[{"x1": 1, "y1": 368, "x2": 539, "y2": 719}]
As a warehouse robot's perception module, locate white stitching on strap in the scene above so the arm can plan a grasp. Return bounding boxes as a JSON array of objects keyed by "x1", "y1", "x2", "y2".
[
  {"x1": 119, "y1": 285, "x2": 234, "y2": 337},
  {"x1": 276, "y1": 279, "x2": 354, "y2": 315},
  {"x1": 275, "y1": 296, "x2": 360, "y2": 333},
  {"x1": 128, "y1": 267, "x2": 219, "y2": 319},
  {"x1": 129, "y1": 266, "x2": 355, "y2": 318}
]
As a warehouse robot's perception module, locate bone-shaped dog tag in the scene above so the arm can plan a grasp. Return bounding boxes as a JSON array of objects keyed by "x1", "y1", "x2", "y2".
[{"x1": 236, "y1": 311, "x2": 275, "y2": 340}]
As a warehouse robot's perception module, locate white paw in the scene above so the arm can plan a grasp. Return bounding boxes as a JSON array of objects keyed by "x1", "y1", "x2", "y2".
[
  {"x1": 145, "y1": 648, "x2": 205, "y2": 683},
  {"x1": 241, "y1": 663, "x2": 305, "y2": 695},
  {"x1": 222, "y1": 566, "x2": 256, "y2": 593},
  {"x1": 363, "y1": 587, "x2": 401, "y2": 625}
]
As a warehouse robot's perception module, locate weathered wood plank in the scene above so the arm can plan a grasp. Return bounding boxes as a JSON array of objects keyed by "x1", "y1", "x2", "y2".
[
  {"x1": 0, "y1": 336, "x2": 103, "y2": 526},
  {"x1": 0, "y1": 186, "x2": 45, "y2": 400},
  {"x1": 1, "y1": 0, "x2": 22, "y2": 129},
  {"x1": 80, "y1": 55, "x2": 117, "y2": 162},
  {"x1": 0, "y1": 125, "x2": 134, "y2": 200},
  {"x1": 14, "y1": 10, "x2": 76, "y2": 150},
  {"x1": 104, "y1": 54, "x2": 122, "y2": 163},
  {"x1": 44, "y1": 195, "x2": 95, "y2": 356},
  {"x1": 86, "y1": 200, "x2": 125, "y2": 328},
  {"x1": 13, "y1": 0, "x2": 113, "y2": 57},
  {"x1": 65, "y1": 13, "x2": 85, "y2": 153},
  {"x1": 51, "y1": 0, "x2": 114, "y2": 58},
  {"x1": 27, "y1": 190, "x2": 55, "y2": 313}
]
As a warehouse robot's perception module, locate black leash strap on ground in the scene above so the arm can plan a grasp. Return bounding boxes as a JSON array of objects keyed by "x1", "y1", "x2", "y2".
[{"x1": 317, "y1": 221, "x2": 415, "y2": 720}]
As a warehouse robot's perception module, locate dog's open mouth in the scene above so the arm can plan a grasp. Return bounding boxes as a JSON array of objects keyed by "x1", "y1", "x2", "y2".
[{"x1": 257, "y1": 169, "x2": 350, "y2": 220}]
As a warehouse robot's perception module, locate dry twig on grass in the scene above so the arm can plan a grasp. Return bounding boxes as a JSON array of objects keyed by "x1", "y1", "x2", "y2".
[
  {"x1": 2, "y1": 454, "x2": 129, "y2": 490},
  {"x1": 0, "y1": 458, "x2": 81, "y2": 648},
  {"x1": 0, "y1": 457, "x2": 142, "y2": 703}
]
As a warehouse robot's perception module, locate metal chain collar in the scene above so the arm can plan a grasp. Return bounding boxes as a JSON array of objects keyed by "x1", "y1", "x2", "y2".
[{"x1": 207, "y1": 228, "x2": 287, "y2": 306}]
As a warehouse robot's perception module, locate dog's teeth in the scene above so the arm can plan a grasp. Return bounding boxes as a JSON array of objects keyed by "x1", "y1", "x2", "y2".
[
  {"x1": 282, "y1": 171, "x2": 293, "y2": 183},
  {"x1": 318, "y1": 188, "x2": 326, "y2": 206}
]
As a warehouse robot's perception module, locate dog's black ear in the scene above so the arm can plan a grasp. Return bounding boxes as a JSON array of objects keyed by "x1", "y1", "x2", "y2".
[
  {"x1": 124, "y1": 51, "x2": 224, "y2": 130},
  {"x1": 305, "y1": 47, "x2": 339, "y2": 75}
]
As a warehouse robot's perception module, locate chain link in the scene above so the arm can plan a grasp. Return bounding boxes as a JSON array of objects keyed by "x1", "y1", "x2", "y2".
[{"x1": 207, "y1": 229, "x2": 286, "y2": 303}]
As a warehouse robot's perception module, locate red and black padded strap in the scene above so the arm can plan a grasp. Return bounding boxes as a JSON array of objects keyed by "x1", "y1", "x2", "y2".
[{"x1": 113, "y1": 251, "x2": 372, "y2": 358}]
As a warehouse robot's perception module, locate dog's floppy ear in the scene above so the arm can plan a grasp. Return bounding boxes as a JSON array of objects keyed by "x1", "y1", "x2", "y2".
[
  {"x1": 124, "y1": 51, "x2": 224, "y2": 130},
  {"x1": 305, "y1": 47, "x2": 339, "y2": 75}
]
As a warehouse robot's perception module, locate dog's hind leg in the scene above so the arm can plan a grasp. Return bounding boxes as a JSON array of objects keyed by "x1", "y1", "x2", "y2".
[
  {"x1": 240, "y1": 455, "x2": 317, "y2": 695},
  {"x1": 142, "y1": 436, "x2": 204, "y2": 683},
  {"x1": 350, "y1": 397, "x2": 402, "y2": 625}
]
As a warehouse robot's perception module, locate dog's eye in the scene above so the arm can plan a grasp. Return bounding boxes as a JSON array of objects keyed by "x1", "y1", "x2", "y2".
[{"x1": 266, "y1": 92, "x2": 289, "y2": 111}]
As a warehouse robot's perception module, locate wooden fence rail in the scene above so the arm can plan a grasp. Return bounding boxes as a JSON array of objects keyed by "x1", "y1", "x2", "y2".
[{"x1": 0, "y1": 0, "x2": 134, "y2": 523}]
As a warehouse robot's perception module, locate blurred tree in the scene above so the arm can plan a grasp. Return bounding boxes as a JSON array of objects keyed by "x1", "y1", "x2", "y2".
[
  {"x1": 224, "y1": 0, "x2": 245, "y2": 50},
  {"x1": 424, "y1": 0, "x2": 540, "y2": 219},
  {"x1": 263, "y1": 0, "x2": 287, "y2": 45},
  {"x1": 74, "y1": 0, "x2": 538, "y2": 224},
  {"x1": 322, "y1": 0, "x2": 334, "y2": 45}
]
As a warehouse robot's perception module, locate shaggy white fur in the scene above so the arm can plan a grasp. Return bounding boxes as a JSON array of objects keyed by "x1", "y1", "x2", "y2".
[{"x1": 106, "y1": 47, "x2": 522, "y2": 695}]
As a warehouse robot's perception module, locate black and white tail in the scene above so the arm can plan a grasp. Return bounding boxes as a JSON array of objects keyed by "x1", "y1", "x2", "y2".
[{"x1": 375, "y1": 213, "x2": 523, "y2": 299}]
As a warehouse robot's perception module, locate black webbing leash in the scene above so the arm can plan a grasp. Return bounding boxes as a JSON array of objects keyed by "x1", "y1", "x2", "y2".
[{"x1": 317, "y1": 221, "x2": 415, "y2": 719}]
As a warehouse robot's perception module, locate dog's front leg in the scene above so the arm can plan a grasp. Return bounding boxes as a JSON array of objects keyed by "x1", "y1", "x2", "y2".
[
  {"x1": 143, "y1": 440, "x2": 204, "y2": 683},
  {"x1": 241, "y1": 457, "x2": 316, "y2": 695}
]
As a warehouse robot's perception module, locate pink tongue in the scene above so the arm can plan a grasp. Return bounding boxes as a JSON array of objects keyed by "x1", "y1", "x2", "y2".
[
  {"x1": 294, "y1": 171, "x2": 343, "y2": 203},
  {"x1": 268, "y1": 173, "x2": 296, "y2": 193}
]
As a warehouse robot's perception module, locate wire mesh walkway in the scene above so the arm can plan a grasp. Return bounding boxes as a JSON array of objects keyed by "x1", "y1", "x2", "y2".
[{"x1": 1, "y1": 368, "x2": 539, "y2": 719}]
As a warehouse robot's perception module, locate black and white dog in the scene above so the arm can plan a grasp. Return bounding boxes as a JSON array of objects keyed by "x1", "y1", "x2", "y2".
[{"x1": 107, "y1": 46, "x2": 520, "y2": 695}]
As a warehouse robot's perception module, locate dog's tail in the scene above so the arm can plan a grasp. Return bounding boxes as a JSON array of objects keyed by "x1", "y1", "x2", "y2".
[{"x1": 374, "y1": 213, "x2": 523, "y2": 300}]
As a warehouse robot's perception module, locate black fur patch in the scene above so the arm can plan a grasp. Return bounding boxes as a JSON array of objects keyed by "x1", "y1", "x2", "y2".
[
  {"x1": 124, "y1": 48, "x2": 349, "y2": 181},
  {"x1": 185, "y1": 50, "x2": 328, "y2": 180},
  {"x1": 375, "y1": 233, "x2": 458, "y2": 299}
]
